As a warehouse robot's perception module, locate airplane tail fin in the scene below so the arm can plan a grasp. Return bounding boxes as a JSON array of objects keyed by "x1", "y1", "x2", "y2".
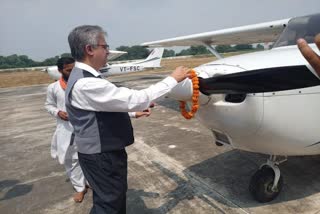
[{"x1": 135, "y1": 48, "x2": 164, "y2": 68}]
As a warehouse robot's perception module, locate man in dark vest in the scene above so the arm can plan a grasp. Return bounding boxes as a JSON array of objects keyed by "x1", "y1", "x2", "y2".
[{"x1": 65, "y1": 25, "x2": 190, "y2": 214}]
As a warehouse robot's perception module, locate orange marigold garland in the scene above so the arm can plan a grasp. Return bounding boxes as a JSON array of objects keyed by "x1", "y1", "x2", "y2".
[{"x1": 179, "y1": 70, "x2": 199, "y2": 119}]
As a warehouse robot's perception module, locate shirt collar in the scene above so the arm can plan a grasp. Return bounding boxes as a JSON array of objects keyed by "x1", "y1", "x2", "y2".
[{"x1": 75, "y1": 61, "x2": 101, "y2": 77}]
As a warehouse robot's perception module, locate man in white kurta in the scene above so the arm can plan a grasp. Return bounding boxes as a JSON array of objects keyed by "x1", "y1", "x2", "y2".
[{"x1": 45, "y1": 57, "x2": 87, "y2": 202}]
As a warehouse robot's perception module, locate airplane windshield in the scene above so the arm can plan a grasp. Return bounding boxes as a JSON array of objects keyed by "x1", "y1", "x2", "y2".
[{"x1": 273, "y1": 13, "x2": 320, "y2": 48}]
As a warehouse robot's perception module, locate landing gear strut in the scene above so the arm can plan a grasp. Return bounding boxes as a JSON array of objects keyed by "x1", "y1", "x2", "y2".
[{"x1": 249, "y1": 155, "x2": 287, "y2": 202}]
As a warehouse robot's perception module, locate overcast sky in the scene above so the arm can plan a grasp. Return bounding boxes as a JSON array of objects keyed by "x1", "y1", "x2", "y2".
[{"x1": 1, "y1": 0, "x2": 319, "y2": 61}]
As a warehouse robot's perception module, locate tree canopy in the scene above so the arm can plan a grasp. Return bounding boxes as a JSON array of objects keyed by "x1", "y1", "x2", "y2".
[
  {"x1": 0, "y1": 44, "x2": 264, "y2": 69},
  {"x1": 115, "y1": 46, "x2": 149, "y2": 61}
]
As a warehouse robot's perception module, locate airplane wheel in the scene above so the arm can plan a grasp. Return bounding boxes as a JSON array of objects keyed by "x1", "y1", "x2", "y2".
[{"x1": 249, "y1": 166, "x2": 283, "y2": 203}]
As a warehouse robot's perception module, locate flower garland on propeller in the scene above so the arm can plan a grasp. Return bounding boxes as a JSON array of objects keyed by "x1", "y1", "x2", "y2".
[{"x1": 179, "y1": 70, "x2": 199, "y2": 119}]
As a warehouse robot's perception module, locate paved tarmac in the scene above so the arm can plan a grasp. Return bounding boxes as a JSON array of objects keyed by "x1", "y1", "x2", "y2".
[{"x1": 1, "y1": 71, "x2": 320, "y2": 213}]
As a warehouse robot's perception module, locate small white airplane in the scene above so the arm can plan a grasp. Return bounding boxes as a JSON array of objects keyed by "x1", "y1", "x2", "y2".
[
  {"x1": 44, "y1": 50, "x2": 127, "y2": 80},
  {"x1": 142, "y1": 13, "x2": 320, "y2": 202},
  {"x1": 100, "y1": 47, "x2": 164, "y2": 76},
  {"x1": 45, "y1": 48, "x2": 164, "y2": 80}
]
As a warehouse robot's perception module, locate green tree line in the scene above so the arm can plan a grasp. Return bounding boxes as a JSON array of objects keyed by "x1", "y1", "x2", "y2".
[{"x1": 0, "y1": 44, "x2": 264, "y2": 69}]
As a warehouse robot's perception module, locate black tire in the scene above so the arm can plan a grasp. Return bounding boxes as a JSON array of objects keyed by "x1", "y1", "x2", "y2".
[{"x1": 249, "y1": 167, "x2": 283, "y2": 203}]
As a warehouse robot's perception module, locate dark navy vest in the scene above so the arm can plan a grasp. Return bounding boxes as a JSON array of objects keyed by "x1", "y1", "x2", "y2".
[{"x1": 65, "y1": 67, "x2": 134, "y2": 154}]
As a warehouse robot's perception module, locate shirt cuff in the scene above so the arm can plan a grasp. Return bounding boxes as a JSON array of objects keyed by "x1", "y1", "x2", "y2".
[
  {"x1": 162, "y1": 76, "x2": 178, "y2": 87},
  {"x1": 54, "y1": 110, "x2": 59, "y2": 118},
  {"x1": 128, "y1": 112, "x2": 136, "y2": 118}
]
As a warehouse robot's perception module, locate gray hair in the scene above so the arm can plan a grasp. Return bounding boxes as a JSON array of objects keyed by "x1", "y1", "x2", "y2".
[{"x1": 68, "y1": 25, "x2": 107, "y2": 61}]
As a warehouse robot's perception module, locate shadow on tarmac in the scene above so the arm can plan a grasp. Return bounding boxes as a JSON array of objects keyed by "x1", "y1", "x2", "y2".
[
  {"x1": 127, "y1": 189, "x2": 160, "y2": 214},
  {"x1": 0, "y1": 180, "x2": 33, "y2": 202},
  {"x1": 127, "y1": 151, "x2": 320, "y2": 213},
  {"x1": 186, "y1": 150, "x2": 320, "y2": 207},
  {"x1": 127, "y1": 161, "x2": 229, "y2": 214}
]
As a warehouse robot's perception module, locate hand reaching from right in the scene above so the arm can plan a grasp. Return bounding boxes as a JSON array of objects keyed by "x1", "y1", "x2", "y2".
[{"x1": 297, "y1": 33, "x2": 320, "y2": 75}]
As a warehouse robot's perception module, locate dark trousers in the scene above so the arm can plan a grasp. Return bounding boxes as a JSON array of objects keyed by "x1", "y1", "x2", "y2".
[{"x1": 78, "y1": 150, "x2": 128, "y2": 214}]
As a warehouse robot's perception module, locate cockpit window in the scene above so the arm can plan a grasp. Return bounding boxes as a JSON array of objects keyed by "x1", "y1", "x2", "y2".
[{"x1": 273, "y1": 13, "x2": 320, "y2": 48}]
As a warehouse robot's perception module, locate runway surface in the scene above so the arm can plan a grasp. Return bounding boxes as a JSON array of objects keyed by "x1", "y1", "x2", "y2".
[{"x1": 1, "y1": 72, "x2": 320, "y2": 213}]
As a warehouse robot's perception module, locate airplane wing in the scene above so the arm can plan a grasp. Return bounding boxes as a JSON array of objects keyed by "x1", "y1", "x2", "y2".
[
  {"x1": 141, "y1": 18, "x2": 290, "y2": 47},
  {"x1": 108, "y1": 50, "x2": 127, "y2": 61}
]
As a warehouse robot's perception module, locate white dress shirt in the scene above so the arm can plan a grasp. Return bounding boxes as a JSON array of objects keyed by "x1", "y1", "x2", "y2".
[{"x1": 70, "y1": 62, "x2": 178, "y2": 112}]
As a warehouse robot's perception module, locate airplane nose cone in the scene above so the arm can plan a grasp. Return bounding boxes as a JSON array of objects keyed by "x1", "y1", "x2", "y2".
[
  {"x1": 167, "y1": 77, "x2": 210, "y2": 106},
  {"x1": 167, "y1": 78, "x2": 193, "y2": 101}
]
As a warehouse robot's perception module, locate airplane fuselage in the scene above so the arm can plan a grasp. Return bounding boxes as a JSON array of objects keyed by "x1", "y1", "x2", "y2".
[
  {"x1": 170, "y1": 44, "x2": 320, "y2": 156},
  {"x1": 143, "y1": 13, "x2": 320, "y2": 202},
  {"x1": 44, "y1": 48, "x2": 163, "y2": 80},
  {"x1": 100, "y1": 64, "x2": 144, "y2": 76}
]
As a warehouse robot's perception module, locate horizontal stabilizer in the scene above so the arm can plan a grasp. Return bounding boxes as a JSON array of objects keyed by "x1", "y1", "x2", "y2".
[
  {"x1": 108, "y1": 50, "x2": 127, "y2": 61},
  {"x1": 133, "y1": 48, "x2": 164, "y2": 68}
]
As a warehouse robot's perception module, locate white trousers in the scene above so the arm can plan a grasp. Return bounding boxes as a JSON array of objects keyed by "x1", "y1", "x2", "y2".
[{"x1": 64, "y1": 145, "x2": 86, "y2": 192}]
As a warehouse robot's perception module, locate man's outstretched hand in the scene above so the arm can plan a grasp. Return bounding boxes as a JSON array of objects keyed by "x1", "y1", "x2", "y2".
[{"x1": 170, "y1": 66, "x2": 191, "y2": 83}]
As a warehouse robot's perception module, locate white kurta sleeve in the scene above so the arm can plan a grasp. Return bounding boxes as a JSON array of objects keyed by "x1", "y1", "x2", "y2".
[
  {"x1": 71, "y1": 76, "x2": 177, "y2": 112},
  {"x1": 45, "y1": 83, "x2": 59, "y2": 118}
]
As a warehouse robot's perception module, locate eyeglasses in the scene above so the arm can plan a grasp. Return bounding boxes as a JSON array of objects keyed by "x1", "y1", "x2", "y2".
[{"x1": 95, "y1": 44, "x2": 109, "y2": 50}]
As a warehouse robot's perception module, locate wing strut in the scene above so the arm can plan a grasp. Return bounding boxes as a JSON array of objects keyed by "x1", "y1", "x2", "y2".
[{"x1": 202, "y1": 42, "x2": 223, "y2": 59}]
